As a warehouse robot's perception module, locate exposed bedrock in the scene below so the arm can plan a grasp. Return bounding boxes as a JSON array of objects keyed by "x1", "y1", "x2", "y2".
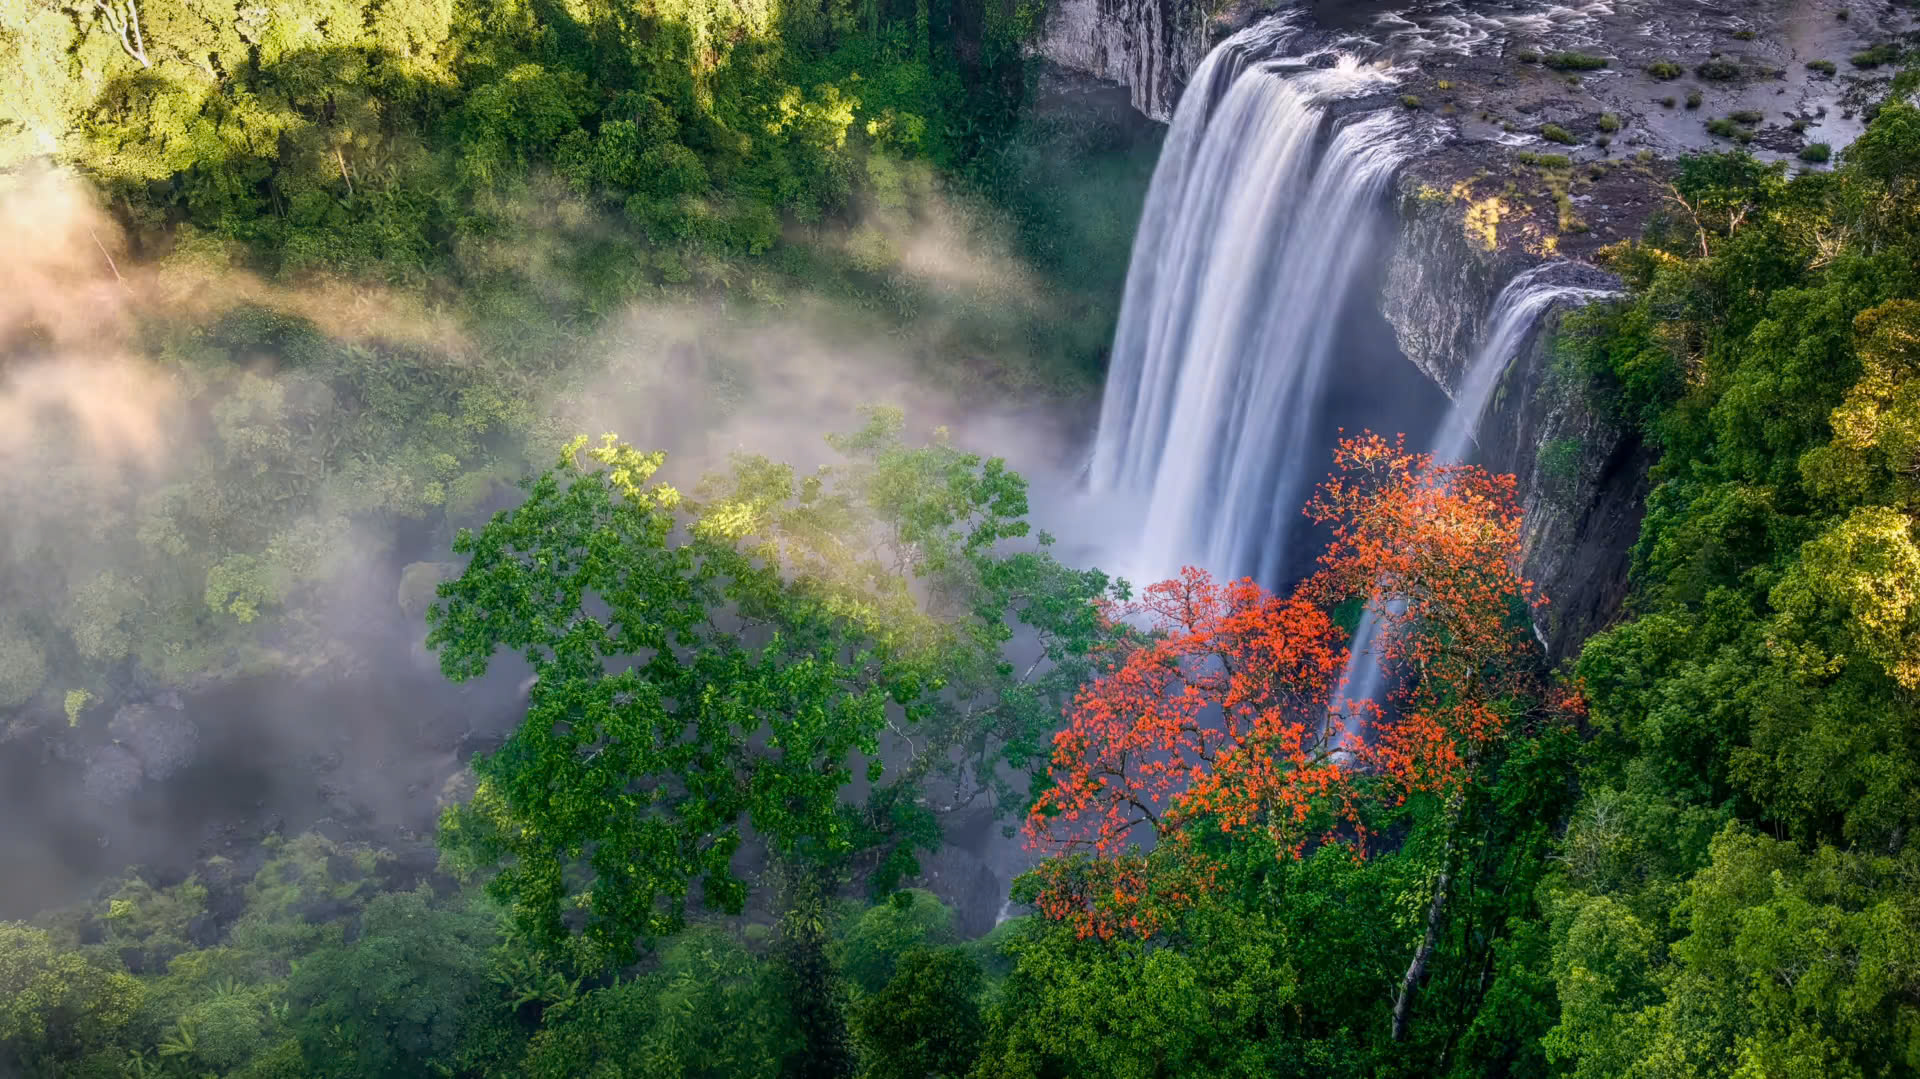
[
  {"x1": 1381, "y1": 179, "x2": 1648, "y2": 663},
  {"x1": 1490, "y1": 319, "x2": 1651, "y2": 667},
  {"x1": 1031, "y1": 0, "x2": 1235, "y2": 119}
]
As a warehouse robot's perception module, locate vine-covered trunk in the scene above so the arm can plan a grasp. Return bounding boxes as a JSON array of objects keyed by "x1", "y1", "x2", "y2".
[{"x1": 1392, "y1": 794, "x2": 1464, "y2": 1042}]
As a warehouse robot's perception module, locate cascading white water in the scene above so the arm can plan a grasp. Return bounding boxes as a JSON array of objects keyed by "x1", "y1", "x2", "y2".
[
  {"x1": 1088, "y1": 22, "x2": 1410, "y2": 585},
  {"x1": 1337, "y1": 264, "x2": 1621, "y2": 711},
  {"x1": 1429, "y1": 264, "x2": 1621, "y2": 466}
]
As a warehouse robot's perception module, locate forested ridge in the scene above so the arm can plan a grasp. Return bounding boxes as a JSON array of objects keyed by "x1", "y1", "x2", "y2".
[
  {"x1": 4, "y1": 0, "x2": 1920, "y2": 1075},
  {"x1": 0, "y1": 0, "x2": 1151, "y2": 708}
]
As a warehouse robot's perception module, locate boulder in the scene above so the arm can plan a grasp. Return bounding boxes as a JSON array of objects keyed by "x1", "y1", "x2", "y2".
[
  {"x1": 81, "y1": 743, "x2": 143, "y2": 805},
  {"x1": 108, "y1": 702, "x2": 199, "y2": 782},
  {"x1": 396, "y1": 561, "x2": 458, "y2": 621}
]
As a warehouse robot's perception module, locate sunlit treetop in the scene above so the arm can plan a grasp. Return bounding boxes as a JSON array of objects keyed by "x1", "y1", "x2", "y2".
[{"x1": 429, "y1": 411, "x2": 1120, "y2": 967}]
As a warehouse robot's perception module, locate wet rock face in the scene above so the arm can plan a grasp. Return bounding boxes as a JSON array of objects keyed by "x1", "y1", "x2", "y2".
[
  {"x1": 108, "y1": 701, "x2": 200, "y2": 783},
  {"x1": 396, "y1": 561, "x2": 457, "y2": 622},
  {"x1": 1480, "y1": 310, "x2": 1650, "y2": 664},
  {"x1": 80, "y1": 699, "x2": 203, "y2": 805},
  {"x1": 900, "y1": 801, "x2": 1025, "y2": 938},
  {"x1": 907, "y1": 841, "x2": 1007, "y2": 938},
  {"x1": 1033, "y1": 0, "x2": 1212, "y2": 120},
  {"x1": 82, "y1": 744, "x2": 145, "y2": 805},
  {"x1": 1380, "y1": 181, "x2": 1647, "y2": 661},
  {"x1": 1383, "y1": 180, "x2": 1537, "y2": 393}
]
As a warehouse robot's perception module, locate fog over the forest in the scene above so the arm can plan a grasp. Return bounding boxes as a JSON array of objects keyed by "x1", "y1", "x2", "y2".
[{"x1": 0, "y1": 163, "x2": 1132, "y2": 923}]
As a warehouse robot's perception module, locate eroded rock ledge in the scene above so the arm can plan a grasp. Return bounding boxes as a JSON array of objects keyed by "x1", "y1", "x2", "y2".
[
  {"x1": 1035, "y1": 0, "x2": 1211, "y2": 120},
  {"x1": 1377, "y1": 162, "x2": 1662, "y2": 660}
]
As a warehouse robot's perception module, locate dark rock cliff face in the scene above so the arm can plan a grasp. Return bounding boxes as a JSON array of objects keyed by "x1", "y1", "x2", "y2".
[
  {"x1": 1382, "y1": 179, "x2": 1537, "y2": 392},
  {"x1": 1479, "y1": 310, "x2": 1650, "y2": 665},
  {"x1": 1032, "y1": 0, "x2": 1211, "y2": 120},
  {"x1": 1381, "y1": 179, "x2": 1648, "y2": 663}
]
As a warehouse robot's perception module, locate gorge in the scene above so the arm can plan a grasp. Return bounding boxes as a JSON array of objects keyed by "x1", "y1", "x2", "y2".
[{"x1": 3, "y1": 0, "x2": 1919, "y2": 1071}]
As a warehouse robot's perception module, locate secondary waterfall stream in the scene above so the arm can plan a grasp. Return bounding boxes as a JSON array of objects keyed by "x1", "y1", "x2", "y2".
[
  {"x1": 1338, "y1": 264, "x2": 1621, "y2": 710},
  {"x1": 1087, "y1": 21, "x2": 1410, "y2": 584}
]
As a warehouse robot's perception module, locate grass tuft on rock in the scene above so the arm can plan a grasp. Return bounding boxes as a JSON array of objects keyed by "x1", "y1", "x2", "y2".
[
  {"x1": 1851, "y1": 43, "x2": 1900, "y2": 69},
  {"x1": 1545, "y1": 51, "x2": 1609, "y2": 70}
]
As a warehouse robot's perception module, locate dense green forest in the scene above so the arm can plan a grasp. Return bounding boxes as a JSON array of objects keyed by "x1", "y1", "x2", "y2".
[
  {"x1": 0, "y1": 0, "x2": 1152, "y2": 705},
  {"x1": 5, "y1": 0, "x2": 1920, "y2": 1074}
]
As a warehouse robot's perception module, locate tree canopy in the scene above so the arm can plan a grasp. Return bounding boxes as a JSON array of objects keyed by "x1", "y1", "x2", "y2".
[{"x1": 430, "y1": 411, "x2": 1118, "y2": 965}]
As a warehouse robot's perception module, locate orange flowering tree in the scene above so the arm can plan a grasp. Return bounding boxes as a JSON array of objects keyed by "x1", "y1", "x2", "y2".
[
  {"x1": 1024, "y1": 433, "x2": 1545, "y2": 941},
  {"x1": 1020, "y1": 569, "x2": 1355, "y2": 937},
  {"x1": 1305, "y1": 432, "x2": 1541, "y2": 801}
]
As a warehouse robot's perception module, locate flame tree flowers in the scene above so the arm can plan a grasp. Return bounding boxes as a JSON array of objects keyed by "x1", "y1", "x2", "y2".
[
  {"x1": 1030, "y1": 568, "x2": 1353, "y2": 858},
  {"x1": 1016, "y1": 433, "x2": 1568, "y2": 1041}
]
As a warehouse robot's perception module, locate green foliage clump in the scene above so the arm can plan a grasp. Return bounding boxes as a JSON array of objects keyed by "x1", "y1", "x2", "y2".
[
  {"x1": 836, "y1": 890, "x2": 956, "y2": 994},
  {"x1": 0, "y1": 922, "x2": 144, "y2": 1073},
  {"x1": 1545, "y1": 51, "x2": 1609, "y2": 71},
  {"x1": 1539, "y1": 437, "x2": 1585, "y2": 506},
  {"x1": 429, "y1": 413, "x2": 1120, "y2": 966},
  {"x1": 1547, "y1": 98, "x2": 1920, "y2": 1079},
  {"x1": 1807, "y1": 58, "x2": 1838, "y2": 75},
  {"x1": 1518, "y1": 151, "x2": 1574, "y2": 168},
  {"x1": 853, "y1": 948, "x2": 984, "y2": 1079},
  {"x1": 62, "y1": 690, "x2": 93, "y2": 726},
  {"x1": 287, "y1": 889, "x2": 502, "y2": 1078},
  {"x1": 1400, "y1": 95, "x2": 1423, "y2": 110},
  {"x1": 1598, "y1": 113, "x2": 1622, "y2": 133},
  {"x1": 1541, "y1": 123, "x2": 1577, "y2": 145},
  {"x1": 1851, "y1": 43, "x2": 1901, "y2": 68},
  {"x1": 1696, "y1": 58, "x2": 1743, "y2": 80},
  {"x1": 1686, "y1": 88, "x2": 1705, "y2": 109},
  {"x1": 1647, "y1": 61, "x2": 1684, "y2": 79},
  {"x1": 524, "y1": 927, "x2": 785, "y2": 1078},
  {"x1": 1799, "y1": 141, "x2": 1832, "y2": 163},
  {"x1": 0, "y1": 624, "x2": 47, "y2": 708}
]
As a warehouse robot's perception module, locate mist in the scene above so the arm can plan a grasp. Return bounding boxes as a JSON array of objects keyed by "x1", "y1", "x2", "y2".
[
  {"x1": 0, "y1": 48, "x2": 1440, "y2": 939},
  {"x1": 0, "y1": 157, "x2": 1114, "y2": 926}
]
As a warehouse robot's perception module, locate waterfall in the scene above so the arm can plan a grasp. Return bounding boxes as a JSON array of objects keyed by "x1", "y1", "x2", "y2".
[
  {"x1": 1429, "y1": 263, "x2": 1622, "y2": 466},
  {"x1": 1088, "y1": 21, "x2": 1408, "y2": 585},
  {"x1": 1338, "y1": 264, "x2": 1621, "y2": 712}
]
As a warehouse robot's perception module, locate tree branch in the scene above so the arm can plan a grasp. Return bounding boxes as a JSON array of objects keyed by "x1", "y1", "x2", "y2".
[{"x1": 93, "y1": 0, "x2": 150, "y2": 67}]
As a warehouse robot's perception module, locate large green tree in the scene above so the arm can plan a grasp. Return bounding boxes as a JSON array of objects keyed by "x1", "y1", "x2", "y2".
[{"x1": 430, "y1": 410, "x2": 1116, "y2": 965}]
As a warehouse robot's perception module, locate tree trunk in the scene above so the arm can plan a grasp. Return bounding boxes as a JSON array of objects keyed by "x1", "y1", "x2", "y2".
[{"x1": 1391, "y1": 794, "x2": 1463, "y2": 1042}]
